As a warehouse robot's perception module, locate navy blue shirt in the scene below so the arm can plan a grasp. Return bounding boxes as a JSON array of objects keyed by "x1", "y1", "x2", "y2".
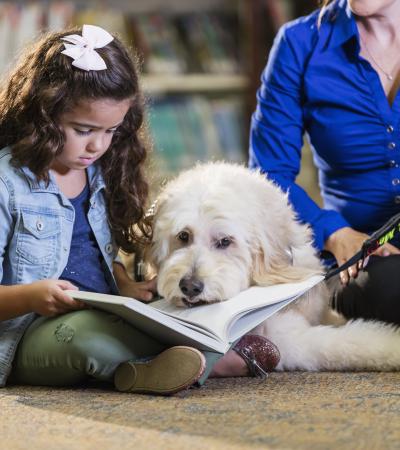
[
  {"x1": 60, "y1": 183, "x2": 112, "y2": 294},
  {"x1": 249, "y1": 0, "x2": 400, "y2": 250}
]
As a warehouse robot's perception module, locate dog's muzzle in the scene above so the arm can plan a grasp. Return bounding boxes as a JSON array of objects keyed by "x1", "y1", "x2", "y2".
[
  {"x1": 179, "y1": 276, "x2": 206, "y2": 307},
  {"x1": 179, "y1": 276, "x2": 204, "y2": 297}
]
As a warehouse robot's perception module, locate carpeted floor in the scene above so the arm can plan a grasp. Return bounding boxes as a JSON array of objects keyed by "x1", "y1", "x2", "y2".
[{"x1": 2, "y1": 372, "x2": 400, "y2": 449}]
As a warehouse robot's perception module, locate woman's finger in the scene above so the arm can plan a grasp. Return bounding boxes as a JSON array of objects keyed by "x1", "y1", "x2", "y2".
[
  {"x1": 340, "y1": 270, "x2": 349, "y2": 285},
  {"x1": 348, "y1": 264, "x2": 358, "y2": 279}
]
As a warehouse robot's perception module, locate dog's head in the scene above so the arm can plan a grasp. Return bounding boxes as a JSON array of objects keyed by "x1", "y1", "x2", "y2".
[{"x1": 146, "y1": 163, "x2": 322, "y2": 307}]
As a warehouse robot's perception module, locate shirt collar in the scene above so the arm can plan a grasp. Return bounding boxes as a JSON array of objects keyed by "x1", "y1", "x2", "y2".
[
  {"x1": 20, "y1": 165, "x2": 58, "y2": 192},
  {"x1": 87, "y1": 161, "x2": 106, "y2": 194},
  {"x1": 21, "y1": 161, "x2": 105, "y2": 194},
  {"x1": 324, "y1": 0, "x2": 358, "y2": 49}
]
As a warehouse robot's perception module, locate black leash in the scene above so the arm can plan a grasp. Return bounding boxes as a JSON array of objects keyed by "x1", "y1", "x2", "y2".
[{"x1": 325, "y1": 212, "x2": 400, "y2": 280}]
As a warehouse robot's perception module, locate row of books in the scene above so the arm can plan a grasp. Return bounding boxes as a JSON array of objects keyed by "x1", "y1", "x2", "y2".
[
  {"x1": 147, "y1": 96, "x2": 246, "y2": 177},
  {"x1": 0, "y1": 2, "x2": 240, "y2": 76},
  {"x1": 131, "y1": 12, "x2": 240, "y2": 75},
  {"x1": 0, "y1": 2, "x2": 75, "y2": 73}
]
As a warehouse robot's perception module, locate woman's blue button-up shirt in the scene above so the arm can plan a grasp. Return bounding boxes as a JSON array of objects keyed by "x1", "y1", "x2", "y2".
[{"x1": 249, "y1": 0, "x2": 400, "y2": 251}]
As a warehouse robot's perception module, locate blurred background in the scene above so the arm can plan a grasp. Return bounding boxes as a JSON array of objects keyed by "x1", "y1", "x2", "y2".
[{"x1": 0, "y1": 0, "x2": 320, "y2": 203}]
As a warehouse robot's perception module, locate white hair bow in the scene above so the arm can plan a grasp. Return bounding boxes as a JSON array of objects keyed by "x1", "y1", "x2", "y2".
[{"x1": 61, "y1": 24, "x2": 114, "y2": 71}]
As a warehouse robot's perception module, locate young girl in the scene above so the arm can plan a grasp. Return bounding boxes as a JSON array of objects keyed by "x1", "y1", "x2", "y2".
[{"x1": 0, "y1": 25, "x2": 279, "y2": 394}]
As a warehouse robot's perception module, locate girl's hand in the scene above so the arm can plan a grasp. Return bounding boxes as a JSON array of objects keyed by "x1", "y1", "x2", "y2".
[
  {"x1": 324, "y1": 227, "x2": 400, "y2": 284},
  {"x1": 27, "y1": 279, "x2": 85, "y2": 317},
  {"x1": 118, "y1": 277, "x2": 157, "y2": 303}
]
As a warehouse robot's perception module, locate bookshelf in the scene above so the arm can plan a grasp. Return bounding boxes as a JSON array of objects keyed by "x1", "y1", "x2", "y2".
[
  {"x1": 141, "y1": 74, "x2": 249, "y2": 95},
  {"x1": 0, "y1": 0, "x2": 318, "y2": 188}
]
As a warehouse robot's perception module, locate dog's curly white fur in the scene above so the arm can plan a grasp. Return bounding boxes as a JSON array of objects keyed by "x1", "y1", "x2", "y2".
[{"x1": 147, "y1": 162, "x2": 400, "y2": 371}]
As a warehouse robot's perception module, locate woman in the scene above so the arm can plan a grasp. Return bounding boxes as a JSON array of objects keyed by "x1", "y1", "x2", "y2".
[{"x1": 249, "y1": 0, "x2": 400, "y2": 324}]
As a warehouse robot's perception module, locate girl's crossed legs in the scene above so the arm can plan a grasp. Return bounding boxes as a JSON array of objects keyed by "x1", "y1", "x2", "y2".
[{"x1": 10, "y1": 309, "x2": 221, "y2": 392}]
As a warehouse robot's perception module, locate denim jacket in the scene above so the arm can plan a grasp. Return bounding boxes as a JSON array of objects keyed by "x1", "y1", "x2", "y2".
[{"x1": 0, "y1": 147, "x2": 119, "y2": 386}]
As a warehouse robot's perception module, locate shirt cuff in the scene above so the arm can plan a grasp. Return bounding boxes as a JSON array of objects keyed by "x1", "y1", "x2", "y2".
[{"x1": 311, "y1": 210, "x2": 351, "y2": 251}]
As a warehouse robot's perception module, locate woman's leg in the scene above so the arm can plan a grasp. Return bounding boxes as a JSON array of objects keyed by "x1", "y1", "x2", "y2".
[{"x1": 329, "y1": 255, "x2": 400, "y2": 325}]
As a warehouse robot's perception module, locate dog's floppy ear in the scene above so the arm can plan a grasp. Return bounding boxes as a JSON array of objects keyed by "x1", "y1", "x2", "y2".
[
  {"x1": 251, "y1": 245, "x2": 318, "y2": 286},
  {"x1": 143, "y1": 196, "x2": 172, "y2": 270},
  {"x1": 129, "y1": 201, "x2": 159, "y2": 281},
  {"x1": 250, "y1": 206, "x2": 321, "y2": 286}
]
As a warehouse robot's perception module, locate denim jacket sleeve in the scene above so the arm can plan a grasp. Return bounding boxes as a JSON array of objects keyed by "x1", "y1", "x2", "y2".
[{"x1": 0, "y1": 176, "x2": 14, "y2": 283}]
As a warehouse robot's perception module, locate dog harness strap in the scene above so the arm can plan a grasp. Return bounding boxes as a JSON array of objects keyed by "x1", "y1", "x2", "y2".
[{"x1": 325, "y1": 212, "x2": 400, "y2": 280}]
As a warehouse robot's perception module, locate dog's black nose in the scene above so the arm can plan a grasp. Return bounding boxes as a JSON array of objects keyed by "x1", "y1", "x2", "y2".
[{"x1": 179, "y1": 277, "x2": 204, "y2": 298}]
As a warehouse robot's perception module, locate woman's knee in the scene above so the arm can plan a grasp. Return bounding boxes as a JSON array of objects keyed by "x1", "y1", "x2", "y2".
[{"x1": 331, "y1": 255, "x2": 400, "y2": 324}]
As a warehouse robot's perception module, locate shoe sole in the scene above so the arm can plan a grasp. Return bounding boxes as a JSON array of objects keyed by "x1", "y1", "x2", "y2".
[{"x1": 114, "y1": 346, "x2": 206, "y2": 395}]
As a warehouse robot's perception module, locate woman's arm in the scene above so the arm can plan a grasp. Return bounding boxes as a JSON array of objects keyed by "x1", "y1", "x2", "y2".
[{"x1": 249, "y1": 22, "x2": 350, "y2": 251}]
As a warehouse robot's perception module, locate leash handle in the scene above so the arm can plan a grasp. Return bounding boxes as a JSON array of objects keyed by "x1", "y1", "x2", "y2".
[{"x1": 325, "y1": 212, "x2": 400, "y2": 280}]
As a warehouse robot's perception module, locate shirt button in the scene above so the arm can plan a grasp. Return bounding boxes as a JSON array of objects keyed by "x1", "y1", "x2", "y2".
[
  {"x1": 392, "y1": 178, "x2": 400, "y2": 186},
  {"x1": 105, "y1": 243, "x2": 113, "y2": 254},
  {"x1": 388, "y1": 142, "x2": 396, "y2": 150},
  {"x1": 395, "y1": 196, "x2": 400, "y2": 204},
  {"x1": 63, "y1": 246, "x2": 68, "y2": 252},
  {"x1": 387, "y1": 125, "x2": 394, "y2": 133},
  {"x1": 36, "y1": 220, "x2": 44, "y2": 231},
  {"x1": 389, "y1": 160, "x2": 398, "y2": 168}
]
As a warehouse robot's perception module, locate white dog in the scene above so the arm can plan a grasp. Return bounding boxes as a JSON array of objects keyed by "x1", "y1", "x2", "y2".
[{"x1": 146, "y1": 162, "x2": 400, "y2": 371}]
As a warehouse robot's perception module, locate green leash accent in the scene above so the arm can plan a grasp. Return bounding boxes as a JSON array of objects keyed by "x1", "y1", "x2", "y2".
[{"x1": 325, "y1": 212, "x2": 400, "y2": 280}]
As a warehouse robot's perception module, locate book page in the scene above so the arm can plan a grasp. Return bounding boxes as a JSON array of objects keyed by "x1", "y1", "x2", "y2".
[
  {"x1": 228, "y1": 297, "x2": 294, "y2": 342},
  {"x1": 67, "y1": 291, "x2": 228, "y2": 353},
  {"x1": 151, "y1": 275, "x2": 323, "y2": 340},
  {"x1": 67, "y1": 275, "x2": 323, "y2": 352}
]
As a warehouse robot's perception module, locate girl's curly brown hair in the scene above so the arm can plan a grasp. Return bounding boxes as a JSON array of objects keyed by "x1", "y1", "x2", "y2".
[{"x1": 0, "y1": 27, "x2": 149, "y2": 253}]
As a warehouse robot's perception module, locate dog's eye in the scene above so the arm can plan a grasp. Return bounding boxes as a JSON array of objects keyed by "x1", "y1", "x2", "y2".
[
  {"x1": 177, "y1": 231, "x2": 190, "y2": 243},
  {"x1": 215, "y1": 237, "x2": 232, "y2": 249}
]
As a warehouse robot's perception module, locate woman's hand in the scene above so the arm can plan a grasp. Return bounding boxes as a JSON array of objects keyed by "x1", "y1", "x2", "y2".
[
  {"x1": 118, "y1": 277, "x2": 157, "y2": 303},
  {"x1": 27, "y1": 279, "x2": 85, "y2": 317},
  {"x1": 324, "y1": 227, "x2": 400, "y2": 284}
]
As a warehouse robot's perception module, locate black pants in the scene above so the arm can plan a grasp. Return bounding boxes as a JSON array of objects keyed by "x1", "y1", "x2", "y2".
[{"x1": 329, "y1": 255, "x2": 400, "y2": 325}]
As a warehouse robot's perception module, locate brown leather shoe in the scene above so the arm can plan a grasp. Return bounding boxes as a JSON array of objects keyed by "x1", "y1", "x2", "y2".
[
  {"x1": 233, "y1": 335, "x2": 280, "y2": 378},
  {"x1": 114, "y1": 346, "x2": 206, "y2": 395}
]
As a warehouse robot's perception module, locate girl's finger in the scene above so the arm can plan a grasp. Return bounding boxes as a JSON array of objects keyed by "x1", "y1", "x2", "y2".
[
  {"x1": 56, "y1": 293, "x2": 86, "y2": 309},
  {"x1": 140, "y1": 277, "x2": 157, "y2": 291},
  {"x1": 57, "y1": 280, "x2": 78, "y2": 291}
]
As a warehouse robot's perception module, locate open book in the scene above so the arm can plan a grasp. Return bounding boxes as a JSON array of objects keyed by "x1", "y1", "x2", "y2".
[{"x1": 66, "y1": 275, "x2": 323, "y2": 354}]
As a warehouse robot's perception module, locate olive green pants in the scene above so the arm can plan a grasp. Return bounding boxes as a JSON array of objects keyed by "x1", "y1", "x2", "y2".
[{"x1": 10, "y1": 310, "x2": 220, "y2": 387}]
